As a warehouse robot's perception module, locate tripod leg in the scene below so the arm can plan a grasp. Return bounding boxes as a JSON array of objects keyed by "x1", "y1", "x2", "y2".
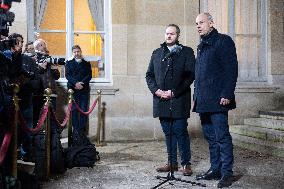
[{"x1": 151, "y1": 178, "x2": 170, "y2": 189}]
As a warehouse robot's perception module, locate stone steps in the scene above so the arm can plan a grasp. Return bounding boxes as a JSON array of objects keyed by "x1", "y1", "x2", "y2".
[
  {"x1": 230, "y1": 125, "x2": 284, "y2": 142},
  {"x1": 244, "y1": 117, "x2": 284, "y2": 131},
  {"x1": 230, "y1": 110, "x2": 284, "y2": 157},
  {"x1": 259, "y1": 110, "x2": 284, "y2": 120},
  {"x1": 231, "y1": 133, "x2": 284, "y2": 157}
]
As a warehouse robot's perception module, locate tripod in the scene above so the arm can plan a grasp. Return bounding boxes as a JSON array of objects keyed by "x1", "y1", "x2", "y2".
[{"x1": 151, "y1": 57, "x2": 206, "y2": 189}]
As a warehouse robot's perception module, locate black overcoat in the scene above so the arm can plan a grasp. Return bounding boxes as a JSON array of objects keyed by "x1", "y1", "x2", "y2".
[
  {"x1": 65, "y1": 58, "x2": 92, "y2": 92},
  {"x1": 146, "y1": 43, "x2": 195, "y2": 118},
  {"x1": 193, "y1": 28, "x2": 238, "y2": 113}
]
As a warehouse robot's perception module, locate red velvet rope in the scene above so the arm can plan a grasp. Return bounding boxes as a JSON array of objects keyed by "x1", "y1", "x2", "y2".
[
  {"x1": 73, "y1": 97, "x2": 98, "y2": 115},
  {"x1": 0, "y1": 131, "x2": 12, "y2": 166},
  {"x1": 0, "y1": 104, "x2": 15, "y2": 166},
  {"x1": 18, "y1": 104, "x2": 49, "y2": 134},
  {"x1": 50, "y1": 102, "x2": 73, "y2": 128}
]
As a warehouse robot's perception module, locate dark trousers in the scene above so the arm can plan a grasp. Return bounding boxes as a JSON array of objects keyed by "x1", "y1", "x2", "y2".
[
  {"x1": 160, "y1": 118, "x2": 191, "y2": 166},
  {"x1": 199, "y1": 112, "x2": 234, "y2": 177},
  {"x1": 72, "y1": 91, "x2": 89, "y2": 131}
]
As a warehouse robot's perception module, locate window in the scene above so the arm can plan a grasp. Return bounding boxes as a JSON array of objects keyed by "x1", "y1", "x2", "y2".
[
  {"x1": 31, "y1": 0, "x2": 112, "y2": 84},
  {"x1": 200, "y1": 0, "x2": 267, "y2": 82}
]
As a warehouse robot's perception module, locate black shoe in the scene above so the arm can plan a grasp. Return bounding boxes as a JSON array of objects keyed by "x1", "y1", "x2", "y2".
[
  {"x1": 196, "y1": 170, "x2": 221, "y2": 180},
  {"x1": 217, "y1": 175, "x2": 233, "y2": 188}
]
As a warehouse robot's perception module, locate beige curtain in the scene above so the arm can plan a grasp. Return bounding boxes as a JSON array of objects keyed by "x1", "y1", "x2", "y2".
[
  {"x1": 88, "y1": 0, "x2": 104, "y2": 38},
  {"x1": 35, "y1": 0, "x2": 48, "y2": 31}
]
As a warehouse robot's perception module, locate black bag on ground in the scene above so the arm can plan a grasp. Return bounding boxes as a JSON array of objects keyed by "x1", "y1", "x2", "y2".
[
  {"x1": 64, "y1": 144, "x2": 98, "y2": 168},
  {"x1": 71, "y1": 128, "x2": 91, "y2": 147},
  {"x1": 34, "y1": 130, "x2": 66, "y2": 180},
  {"x1": 17, "y1": 170, "x2": 41, "y2": 189},
  {"x1": 64, "y1": 129, "x2": 99, "y2": 169}
]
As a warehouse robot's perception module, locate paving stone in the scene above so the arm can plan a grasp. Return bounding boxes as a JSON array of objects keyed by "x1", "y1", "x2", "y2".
[{"x1": 40, "y1": 138, "x2": 284, "y2": 189}]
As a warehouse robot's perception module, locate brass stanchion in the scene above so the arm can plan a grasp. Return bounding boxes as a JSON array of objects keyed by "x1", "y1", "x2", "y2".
[
  {"x1": 44, "y1": 88, "x2": 52, "y2": 180},
  {"x1": 101, "y1": 102, "x2": 107, "y2": 146},
  {"x1": 67, "y1": 89, "x2": 74, "y2": 147},
  {"x1": 96, "y1": 90, "x2": 102, "y2": 146},
  {"x1": 11, "y1": 84, "x2": 20, "y2": 178}
]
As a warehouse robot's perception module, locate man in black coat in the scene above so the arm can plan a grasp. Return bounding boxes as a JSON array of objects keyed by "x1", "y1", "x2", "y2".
[
  {"x1": 193, "y1": 13, "x2": 238, "y2": 188},
  {"x1": 65, "y1": 45, "x2": 92, "y2": 132},
  {"x1": 146, "y1": 24, "x2": 195, "y2": 176}
]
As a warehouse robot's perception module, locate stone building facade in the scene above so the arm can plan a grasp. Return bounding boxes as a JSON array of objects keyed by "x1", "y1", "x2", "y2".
[{"x1": 10, "y1": 0, "x2": 283, "y2": 141}]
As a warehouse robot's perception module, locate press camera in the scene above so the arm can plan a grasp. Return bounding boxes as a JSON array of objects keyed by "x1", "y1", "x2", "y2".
[
  {"x1": 45, "y1": 57, "x2": 66, "y2": 66},
  {"x1": 37, "y1": 55, "x2": 66, "y2": 66},
  {"x1": 0, "y1": 0, "x2": 20, "y2": 37}
]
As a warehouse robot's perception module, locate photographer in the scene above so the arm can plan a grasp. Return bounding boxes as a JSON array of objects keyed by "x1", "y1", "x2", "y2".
[
  {"x1": 0, "y1": 32, "x2": 35, "y2": 184},
  {"x1": 32, "y1": 39, "x2": 66, "y2": 178},
  {"x1": 32, "y1": 38, "x2": 60, "y2": 128},
  {"x1": 3, "y1": 33, "x2": 42, "y2": 160}
]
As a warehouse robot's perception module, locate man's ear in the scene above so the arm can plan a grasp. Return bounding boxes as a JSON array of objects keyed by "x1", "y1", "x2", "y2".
[{"x1": 209, "y1": 21, "x2": 214, "y2": 28}]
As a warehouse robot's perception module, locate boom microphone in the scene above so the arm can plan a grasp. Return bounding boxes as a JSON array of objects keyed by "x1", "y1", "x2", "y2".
[{"x1": 162, "y1": 45, "x2": 182, "y2": 61}]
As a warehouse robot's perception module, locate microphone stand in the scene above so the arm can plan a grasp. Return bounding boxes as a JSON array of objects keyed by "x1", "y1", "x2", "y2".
[{"x1": 151, "y1": 56, "x2": 206, "y2": 189}]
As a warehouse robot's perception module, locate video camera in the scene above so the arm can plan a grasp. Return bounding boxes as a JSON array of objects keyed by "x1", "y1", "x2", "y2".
[
  {"x1": 0, "y1": 0, "x2": 20, "y2": 37},
  {"x1": 37, "y1": 55, "x2": 66, "y2": 66},
  {"x1": 0, "y1": 37, "x2": 16, "y2": 49},
  {"x1": 45, "y1": 57, "x2": 66, "y2": 66},
  {"x1": 0, "y1": 0, "x2": 21, "y2": 51}
]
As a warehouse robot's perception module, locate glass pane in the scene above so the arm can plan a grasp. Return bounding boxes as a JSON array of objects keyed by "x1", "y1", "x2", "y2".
[
  {"x1": 74, "y1": 33, "x2": 105, "y2": 79},
  {"x1": 74, "y1": 0, "x2": 98, "y2": 31},
  {"x1": 39, "y1": 33, "x2": 66, "y2": 56},
  {"x1": 74, "y1": 33, "x2": 104, "y2": 56},
  {"x1": 40, "y1": 0, "x2": 66, "y2": 30}
]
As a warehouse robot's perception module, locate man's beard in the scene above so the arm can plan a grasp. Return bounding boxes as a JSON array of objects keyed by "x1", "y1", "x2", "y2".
[{"x1": 166, "y1": 40, "x2": 177, "y2": 46}]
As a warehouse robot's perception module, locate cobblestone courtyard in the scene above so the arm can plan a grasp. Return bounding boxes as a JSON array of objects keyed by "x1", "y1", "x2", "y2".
[{"x1": 42, "y1": 138, "x2": 284, "y2": 189}]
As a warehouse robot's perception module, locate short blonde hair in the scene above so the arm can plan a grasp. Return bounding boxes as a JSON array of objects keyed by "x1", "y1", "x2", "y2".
[{"x1": 33, "y1": 39, "x2": 47, "y2": 50}]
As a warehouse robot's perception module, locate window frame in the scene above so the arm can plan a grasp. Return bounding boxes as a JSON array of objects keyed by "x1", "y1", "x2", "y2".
[
  {"x1": 200, "y1": 0, "x2": 268, "y2": 82},
  {"x1": 29, "y1": 0, "x2": 112, "y2": 85}
]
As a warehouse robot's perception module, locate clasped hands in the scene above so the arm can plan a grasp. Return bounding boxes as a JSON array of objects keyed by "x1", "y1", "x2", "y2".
[
  {"x1": 75, "y1": 82, "x2": 84, "y2": 90},
  {"x1": 155, "y1": 89, "x2": 174, "y2": 99},
  {"x1": 220, "y1": 98, "x2": 230, "y2": 105}
]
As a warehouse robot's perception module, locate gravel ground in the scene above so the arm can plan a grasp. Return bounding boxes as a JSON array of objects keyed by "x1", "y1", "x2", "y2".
[{"x1": 41, "y1": 138, "x2": 284, "y2": 189}]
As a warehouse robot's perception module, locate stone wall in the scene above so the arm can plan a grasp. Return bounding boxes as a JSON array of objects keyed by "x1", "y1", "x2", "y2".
[
  {"x1": 95, "y1": 0, "x2": 200, "y2": 141},
  {"x1": 8, "y1": 0, "x2": 284, "y2": 142},
  {"x1": 268, "y1": 0, "x2": 284, "y2": 85}
]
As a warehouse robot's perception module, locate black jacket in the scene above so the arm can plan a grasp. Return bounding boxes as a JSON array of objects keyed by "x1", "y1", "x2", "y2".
[
  {"x1": 18, "y1": 55, "x2": 43, "y2": 105},
  {"x1": 65, "y1": 58, "x2": 92, "y2": 92},
  {"x1": 193, "y1": 28, "x2": 238, "y2": 113},
  {"x1": 146, "y1": 42, "x2": 195, "y2": 118}
]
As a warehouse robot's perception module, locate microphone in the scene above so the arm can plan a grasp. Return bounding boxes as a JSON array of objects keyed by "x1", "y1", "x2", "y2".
[{"x1": 162, "y1": 45, "x2": 182, "y2": 61}]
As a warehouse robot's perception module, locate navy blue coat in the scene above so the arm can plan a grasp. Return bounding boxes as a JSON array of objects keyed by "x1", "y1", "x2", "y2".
[
  {"x1": 65, "y1": 58, "x2": 92, "y2": 92},
  {"x1": 193, "y1": 28, "x2": 238, "y2": 113},
  {"x1": 146, "y1": 43, "x2": 195, "y2": 118}
]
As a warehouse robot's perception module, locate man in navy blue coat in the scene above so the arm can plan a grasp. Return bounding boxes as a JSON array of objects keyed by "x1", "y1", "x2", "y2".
[
  {"x1": 193, "y1": 13, "x2": 238, "y2": 188},
  {"x1": 65, "y1": 45, "x2": 92, "y2": 132}
]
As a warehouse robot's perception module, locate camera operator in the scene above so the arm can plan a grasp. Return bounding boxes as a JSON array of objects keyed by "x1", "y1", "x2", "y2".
[
  {"x1": 1, "y1": 33, "x2": 26, "y2": 121},
  {"x1": 0, "y1": 32, "x2": 37, "y2": 183},
  {"x1": 32, "y1": 38, "x2": 60, "y2": 132},
  {"x1": 3, "y1": 33, "x2": 43, "y2": 161}
]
